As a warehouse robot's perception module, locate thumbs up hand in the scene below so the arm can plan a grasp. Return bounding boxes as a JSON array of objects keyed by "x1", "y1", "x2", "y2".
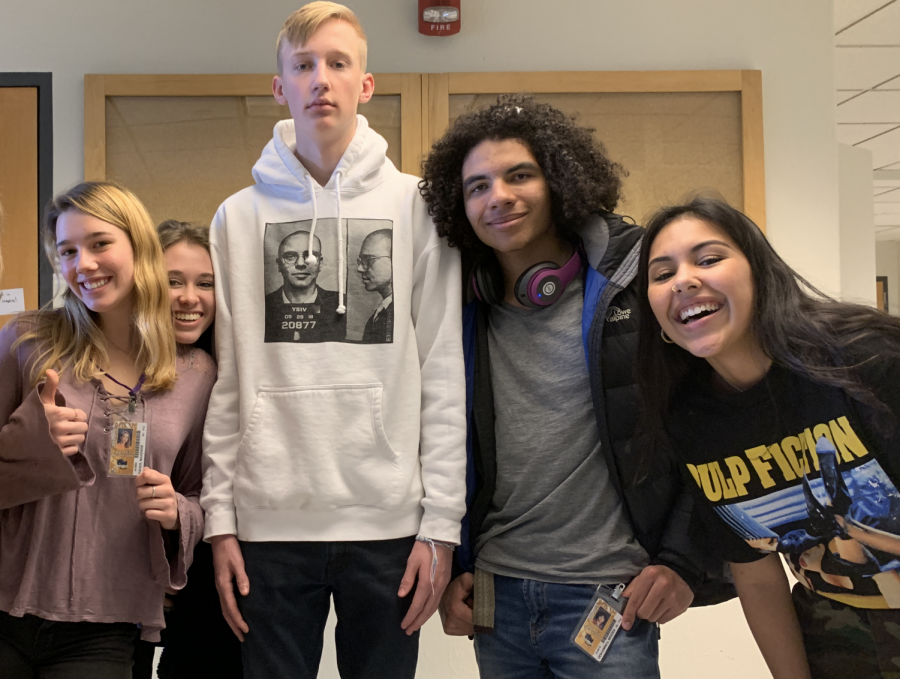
[{"x1": 40, "y1": 369, "x2": 89, "y2": 456}]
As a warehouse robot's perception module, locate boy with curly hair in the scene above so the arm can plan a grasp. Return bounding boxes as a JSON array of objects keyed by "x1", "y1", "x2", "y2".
[{"x1": 420, "y1": 94, "x2": 705, "y2": 676}]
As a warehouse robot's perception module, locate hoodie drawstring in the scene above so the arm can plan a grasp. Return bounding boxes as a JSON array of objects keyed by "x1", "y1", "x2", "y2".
[
  {"x1": 305, "y1": 173, "x2": 319, "y2": 267},
  {"x1": 306, "y1": 171, "x2": 346, "y2": 315},
  {"x1": 335, "y1": 172, "x2": 346, "y2": 315}
]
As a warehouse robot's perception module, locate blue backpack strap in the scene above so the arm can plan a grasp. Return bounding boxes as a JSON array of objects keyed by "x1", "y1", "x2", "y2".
[{"x1": 582, "y1": 266, "x2": 608, "y2": 366}]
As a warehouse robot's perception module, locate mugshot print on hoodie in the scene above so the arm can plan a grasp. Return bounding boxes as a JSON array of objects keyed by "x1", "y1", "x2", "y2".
[{"x1": 263, "y1": 219, "x2": 393, "y2": 343}]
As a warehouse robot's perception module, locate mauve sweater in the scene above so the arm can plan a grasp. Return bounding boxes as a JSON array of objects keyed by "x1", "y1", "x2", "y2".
[{"x1": 0, "y1": 319, "x2": 215, "y2": 641}]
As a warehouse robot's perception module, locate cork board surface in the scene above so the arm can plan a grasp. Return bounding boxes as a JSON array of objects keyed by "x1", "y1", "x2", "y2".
[
  {"x1": 106, "y1": 95, "x2": 401, "y2": 227},
  {"x1": 449, "y1": 92, "x2": 743, "y2": 224},
  {"x1": 0, "y1": 87, "x2": 39, "y2": 327}
]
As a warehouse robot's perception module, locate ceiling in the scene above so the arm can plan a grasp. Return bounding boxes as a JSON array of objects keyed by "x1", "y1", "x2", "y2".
[{"x1": 835, "y1": 0, "x2": 900, "y2": 240}]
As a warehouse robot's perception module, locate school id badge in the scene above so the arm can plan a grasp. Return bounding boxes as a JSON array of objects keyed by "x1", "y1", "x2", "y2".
[
  {"x1": 571, "y1": 583, "x2": 627, "y2": 663},
  {"x1": 106, "y1": 396, "x2": 148, "y2": 477}
]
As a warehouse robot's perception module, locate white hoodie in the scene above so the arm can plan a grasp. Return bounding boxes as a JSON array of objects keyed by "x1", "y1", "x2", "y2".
[{"x1": 201, "y1": 116, "x2": 466, "y2": 544}]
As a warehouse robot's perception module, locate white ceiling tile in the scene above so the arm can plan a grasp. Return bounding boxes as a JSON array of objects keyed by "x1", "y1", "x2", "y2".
[
  {"x1": 835, "y1": 47, "x2": 900, "y2": 89},
  {"x1": 876, "y1": 213, "x2": 900, "y2": 225},
  {"x1": 875, "y1": 197, "x2": 900, "y2": 208},
  {"x1": 837, "y1": 90, "x2": 865, "y2": 106},
  {"x1": 857, "y1": 125, "x2": 900, "y2": 166},
  {"x1": 876, "y1": 188, "x2": 900, "y2": 200},
  {"x1": 836, "y1": 1, "x2": 900, "y2": 44},
  {"x1": 875, "y1": 228, "x2": 900, "y2": 241},
  {"x1": 836, "y1": 90, "x2": 900, "y2": 122},
  {"x1": 879, "y1": 160, "x2": 900, "y2": 168},
  {"x1": 838, "y1": 123, "x2": 898, "y2": 144},
  {"x1": 875, "y1": 180, "x2": 900, "y2": 188},
  {"x1": 835, "y1": 0, "x2": 898, "y2": 32}
]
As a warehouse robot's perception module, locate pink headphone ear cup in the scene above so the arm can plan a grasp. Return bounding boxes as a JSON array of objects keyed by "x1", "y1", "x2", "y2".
[
  {"x1": 514, "y1": 249, "x2": 584, "y2": 308},
  {"x1": 514, "y1": 261, "x2": 557, "y2": 308}
]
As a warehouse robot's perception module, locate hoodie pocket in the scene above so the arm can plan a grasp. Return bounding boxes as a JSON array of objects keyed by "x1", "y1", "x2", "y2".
[{"x1": 233, "y1": 384, "x2": 403, "y2": 510}]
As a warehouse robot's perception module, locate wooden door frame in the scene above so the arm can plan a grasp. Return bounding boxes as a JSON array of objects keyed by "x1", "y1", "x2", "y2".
[
  {"x1": 83, "y1": 73, "x2": 424, "y2": 178},
  {"x1": 84, "y1": 70, "x2": 766, "y2": 230},
  {"x1": 424, "y1": 70, "x2": 766, "y2": 232},
  {"x1": 877, "y1": 275, "x2": 889, "y2": 313},
  {"x1": 0, "y1": 72, "x2": 54, "y2": 304}
]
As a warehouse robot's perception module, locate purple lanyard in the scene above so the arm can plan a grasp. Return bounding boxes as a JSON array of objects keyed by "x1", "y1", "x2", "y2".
[{"x1": 104, "y1": 373, "x2": 146, "y2": 413}]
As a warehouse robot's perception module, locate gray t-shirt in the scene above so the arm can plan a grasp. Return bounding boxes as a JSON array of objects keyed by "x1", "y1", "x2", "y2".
[{"x1": 474, "y1": 277, "x2": 649, "y2": 584}]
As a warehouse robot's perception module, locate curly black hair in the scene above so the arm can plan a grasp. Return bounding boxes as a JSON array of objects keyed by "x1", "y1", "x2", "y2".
[{"x1": 418, "y1": 93, "x2": 626, "y2": 253}]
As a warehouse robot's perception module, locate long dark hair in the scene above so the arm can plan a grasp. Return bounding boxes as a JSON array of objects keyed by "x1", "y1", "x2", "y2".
[{"x1": 636, "y1": 196, "x2": 900, "y2": 437}]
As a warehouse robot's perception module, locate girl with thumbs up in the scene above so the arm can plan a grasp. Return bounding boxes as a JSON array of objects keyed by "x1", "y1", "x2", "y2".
[{"x1": 0, "y1": 182, "x2": 216, "y2": 679}]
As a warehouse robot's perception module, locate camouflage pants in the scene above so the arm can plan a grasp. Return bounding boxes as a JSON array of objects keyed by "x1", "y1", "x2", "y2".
[{"x1": 793, "y1": 584, "x2": 900, "y2": 679}]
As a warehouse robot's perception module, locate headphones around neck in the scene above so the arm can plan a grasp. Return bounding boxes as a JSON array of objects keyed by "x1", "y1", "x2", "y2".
[{"x1": 471, "y1": 248, "x2": 584, "y2": 308}]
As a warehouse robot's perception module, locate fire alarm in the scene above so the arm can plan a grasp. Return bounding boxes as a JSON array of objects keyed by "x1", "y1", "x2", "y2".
[{"x1": 419, "y1": 0, "x2": 461, "y2": 36}]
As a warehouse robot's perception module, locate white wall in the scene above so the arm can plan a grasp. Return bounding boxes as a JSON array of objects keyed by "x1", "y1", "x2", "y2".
[
  {"x1": 1, "y1": 0, "x2": 840, "y2": 295},
  {"x1": 877, "y1": 241, "x2": 900, "y2": 315},
  {"x1": 1, "y1": 1, "x2": 840, "y2": 677},
  {"x1": 838, "y1": 143, "x2": 876, "y2": 305}
]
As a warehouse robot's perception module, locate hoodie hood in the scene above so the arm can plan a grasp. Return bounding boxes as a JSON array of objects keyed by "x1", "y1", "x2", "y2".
[
  {"x1": 251, "y1": 115, "x2": 392, "y2": 315},
  {"x1": 251, "y1": 114, "x2": 391, "y2": 198}
]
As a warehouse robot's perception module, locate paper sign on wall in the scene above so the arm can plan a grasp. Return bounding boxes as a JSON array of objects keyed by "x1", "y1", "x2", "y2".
[{"x1": 0, "y1": 288, "x2": 26, "y2": 315}]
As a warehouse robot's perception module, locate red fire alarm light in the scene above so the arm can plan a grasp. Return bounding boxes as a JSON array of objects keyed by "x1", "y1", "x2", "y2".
[{"x1": 418, "y1": 0, "x2": 461, "y2": 36}]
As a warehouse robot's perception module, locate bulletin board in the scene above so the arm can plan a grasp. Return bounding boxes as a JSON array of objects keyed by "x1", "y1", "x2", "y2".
[
  {"x1": 85, "y1": 70, "x2": 764, "y2": 231},
  {"x1": 84, "y1": 74, "x2": 422, "y2": 227},
  {"x1": 423, "y1": 70, "x2": 765, "y2": 231},
  {"x1": 0, "y1": 72, "x2": 53, "y2": 321}
]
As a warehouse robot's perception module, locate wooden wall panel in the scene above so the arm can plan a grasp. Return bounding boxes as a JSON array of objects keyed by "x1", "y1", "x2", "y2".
[
  {"x1": 105, "y1": 94, "x2": 402, "y2": 227},
  {"x1": 449, "y1": 91, "x2": 743, "y2": 225},
  {"x1": 432, "y1": 70, "x2": 766, "y2": 231}
]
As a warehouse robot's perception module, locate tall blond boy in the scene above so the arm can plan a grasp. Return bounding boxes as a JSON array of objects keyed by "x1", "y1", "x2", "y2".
[{"x1": 200, "y1": 4, "x2": 467, "y2": 677}]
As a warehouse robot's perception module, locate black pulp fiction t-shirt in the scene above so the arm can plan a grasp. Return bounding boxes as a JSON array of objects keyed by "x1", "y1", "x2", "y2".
[{"x1": 666, "y1": 349, "x2": 900, "y2": 609}]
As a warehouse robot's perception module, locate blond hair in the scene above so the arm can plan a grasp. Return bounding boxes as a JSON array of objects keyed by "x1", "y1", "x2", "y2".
[
  {"x1": 16, "y1": 182, "x2": 177, "y2": 390},
  {"x1": 276, "y1": 2, "x2": 368, "y2": 74}
]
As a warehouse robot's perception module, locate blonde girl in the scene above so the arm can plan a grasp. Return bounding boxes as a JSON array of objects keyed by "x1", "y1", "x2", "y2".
[{"x1": 0, "y1": 182, "x2": 215, "y2": 679}]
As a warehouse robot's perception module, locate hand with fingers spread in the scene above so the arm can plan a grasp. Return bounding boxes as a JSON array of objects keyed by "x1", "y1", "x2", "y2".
[
  {"x1": 398, "y1": 539, "x2": 452, "y2": 635},
  {"x1": 135, "y1": 468, "x2": 180, "y2": 530},
  {"x1": 40, "y1": 369, "x2": 88, "y2": 456},
  {"x1": 620, "y1": 564, "x2": 694, "y2": 631},
  {"x1": 211, "y1": 534, "x2": 250, "y2": 642},
  {"x1": 438, "y1": 571, "x2": 474, "y2": 636}
]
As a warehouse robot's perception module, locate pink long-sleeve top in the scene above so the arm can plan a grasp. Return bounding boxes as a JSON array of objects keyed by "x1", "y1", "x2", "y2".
[{"x1": 0, "y1": 319, "x2": 216, "y2": 641}]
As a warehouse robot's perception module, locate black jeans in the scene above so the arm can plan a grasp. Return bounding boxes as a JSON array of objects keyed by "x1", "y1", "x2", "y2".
[
  {"x1": 132, "y1": 542, "x2": 242, "y2": 679},
  {"x1": 0, "y1": 611, "x2": 137, "y2": 679},
  {"x1": 239, "y1": 537, "x2": 419, "y2": 679}
]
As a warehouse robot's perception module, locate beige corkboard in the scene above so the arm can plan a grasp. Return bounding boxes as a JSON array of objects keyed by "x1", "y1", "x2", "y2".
[
  {"x1": 105, "y1": 95, "x2": 401, "y2": 227},
  {"x1": 449, "y1": 92, "x2": 743, "y2": 225},
  {"x1": 0, "y1": 87, "x2": 39, "y2": 326}
]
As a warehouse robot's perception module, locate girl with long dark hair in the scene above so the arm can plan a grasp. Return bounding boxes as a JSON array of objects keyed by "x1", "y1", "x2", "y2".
[
  {"x1": 636, "y1": 196, "x2": 900, "y2": 679},
  {"x1": 0, "y1": 182, "x2": 215, "y2": 678}
]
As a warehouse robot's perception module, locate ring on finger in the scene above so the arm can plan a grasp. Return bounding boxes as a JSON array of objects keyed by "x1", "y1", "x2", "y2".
[{"x1": 151, "y1": 485, "x2": 156, "y2": 499}]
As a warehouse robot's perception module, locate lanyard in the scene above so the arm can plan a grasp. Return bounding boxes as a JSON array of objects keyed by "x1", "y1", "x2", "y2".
[{"x1": 104, "y1": 372, "x2": 146, "y2": 413}]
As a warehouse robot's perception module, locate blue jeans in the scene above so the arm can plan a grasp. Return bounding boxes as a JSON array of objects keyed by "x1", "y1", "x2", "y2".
[
  {"x1": 239, "y1": 537, "x2": 419, "y2": 679},
  {"x1": 474, "y1": 575, "x2": 660, "y2": 679}
]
